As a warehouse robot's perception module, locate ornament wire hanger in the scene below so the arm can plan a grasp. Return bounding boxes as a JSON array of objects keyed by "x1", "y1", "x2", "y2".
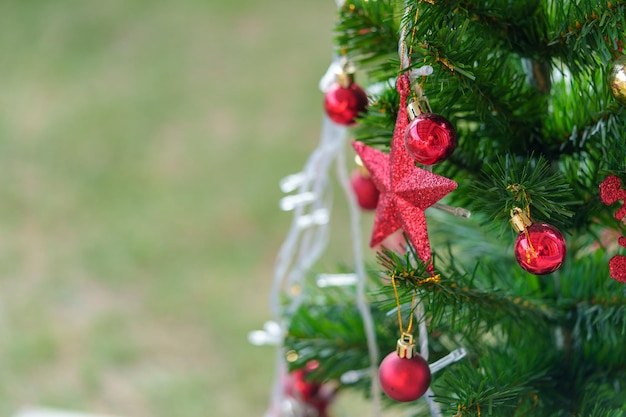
[{"x1": 391, "y1": 273, "x2": 417, "y2": 336}]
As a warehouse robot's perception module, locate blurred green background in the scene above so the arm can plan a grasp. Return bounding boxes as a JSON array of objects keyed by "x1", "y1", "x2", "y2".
[{"x1": 0, "y1": 1, "x2": 337, "y2": 416}]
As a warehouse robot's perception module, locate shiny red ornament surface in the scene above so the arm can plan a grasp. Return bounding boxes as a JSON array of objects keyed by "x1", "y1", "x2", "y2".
[
  {"x1": 404, "y1": 113, "x2": 456, "y2": 165},
  {"x1": 352, "y1": 74, "x2": 457, "y2": 270},
  {"x1": 514, "y1": 223, "x2": 566, "y2": 275},
  {"x1": 378, "y1": 351, "x2": 431, "y2": 402},
  {"x1": 324, "y1": 82, "x2": 368, "y2": 126},
  {"x1": 350, "y1": 170, "x2": 379, "y2": 210}
]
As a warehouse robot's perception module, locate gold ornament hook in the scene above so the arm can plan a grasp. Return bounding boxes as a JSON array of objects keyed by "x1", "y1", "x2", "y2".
[
  {"x1": 510, "y1": 207, "x2": 537, "y2": 262},
  {"x1": 396, "y1": 332, "x2": 416, "y2": 359},
  {"x1": 336, "y1": 58, "x2": 356, "y2": 88},
  {"x1": 510, "y1": 207, "x2": 533, "y2": 233}
]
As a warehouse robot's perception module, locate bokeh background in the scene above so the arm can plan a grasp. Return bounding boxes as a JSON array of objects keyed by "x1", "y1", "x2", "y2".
[{"x1": 0, "y1": 1, "x2": 338, "y2": 416}]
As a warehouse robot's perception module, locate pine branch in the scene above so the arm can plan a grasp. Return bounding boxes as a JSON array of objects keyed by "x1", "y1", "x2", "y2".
[
  {"x1": 558, "y1": 252, "x2": 626, "y2": 369},
  {"x1": 404, "y1": 0, "x2": 550, "y2": 57},
  {"x1": 284, "y1": 283, "x2": 396, "y2": 387},
  {"x1": 336, "y1": 0, "x2": 400, "y2": 82},
  {"x1": 374, "y1": 246, "x2": 559, "y2": 338},
  {"x1": 544, "y1": 59, "x2": 626, "y2": 176},
  {"x1": 546, "y1": 1, "x2": 626, "y2": 74},
  {"x1": 353, "y1": 83, "x2": 398, "y2": 147},
  {"x1": 287, "y1": 1, "x2": 626, "y2": 415},
  {"x1": 434, "y1": 347, "x2": 553, "y2": 417},
  {"x1": 464, "y1": 154, "x2": 577, "y2": 234},
  {"x1": 573, "y1": 372, "x2": 626, "y2": 417}
]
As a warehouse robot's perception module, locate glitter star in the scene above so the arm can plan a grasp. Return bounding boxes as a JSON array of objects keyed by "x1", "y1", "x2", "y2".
[{"x1": 352, "y1": 74, "x2": 457, "y2": 268}]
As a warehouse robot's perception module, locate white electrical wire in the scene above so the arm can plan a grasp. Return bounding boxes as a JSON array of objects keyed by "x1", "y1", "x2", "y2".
[
  {"x1": 336, "y1": 138, "x2": 382, "y2": 417},
  {"x1": 416, "y1": 303, "x2": 442, "y2": 417},
  {"x1": 285, "y1": 117, "x2": 344, "y2": 316},
  {"x1": 266, "y1": 115, "x2": 346, "y2": 417}
]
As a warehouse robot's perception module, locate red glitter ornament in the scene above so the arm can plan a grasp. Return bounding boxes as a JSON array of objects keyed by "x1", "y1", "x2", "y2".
[
  {"x1": 352, "y1": 74, "x2": 457, "y2": 269},
  {"x1": 510, "y1": 208, "x2": 566, "y2": 275},
  {"x1": 599, "y1": 175, "x2": 626, "y2": 282},
  {"x1": 378, "y1": 334, "x2": 431, "y2": 402},
  {"x1": 324, "y1": 67, "x2": 368, "y2": 126},
  {"x1": 350, "y1": 169, "x2": 379, "y2": 210},
  {"x1": 609, "y1": 253, "x2": 626, "y2": 283},
  {"x1": 404, "y1": 103, "x2": 456, "y2": 165},
  {"x1": 599, "y1": 175, "x2": 626, "y2": 220},
  {"x1": 609, "y1": 233, "x2": 626, "y2": 282}
]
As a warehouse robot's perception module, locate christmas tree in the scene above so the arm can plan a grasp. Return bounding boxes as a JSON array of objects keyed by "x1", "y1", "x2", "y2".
[{"x1": 254, "y1": 1, "x2": 626, "y2": 416}]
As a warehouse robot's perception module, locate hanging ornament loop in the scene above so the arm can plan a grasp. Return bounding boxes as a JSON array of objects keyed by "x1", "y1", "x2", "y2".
[
  {"x1": 510, "y1": 207, "x2": 533, "y2": 234},
  {"x1": 510, "y1": 207, "x2": 537, "y2": 262},
  {"x1": 507, "y1": 183, "x2": 532, "y2": 217},
  {"x1": 408, "y1": 95, "x2": 433, "y2": 116},
  {"x1": 399, "y1": 2, "x2": 429, "y2": 100},
  {"x1": 336, "y1": 58, "x2": 357, "y2": 88},
  {"x1": 390, "y1": 274, "x2": 416, "y2": 335}
]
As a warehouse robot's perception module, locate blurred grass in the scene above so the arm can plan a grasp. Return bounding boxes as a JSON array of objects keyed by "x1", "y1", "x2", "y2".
[{"x1": 0, "y1": 1, "x2": 337, "y2": 416}]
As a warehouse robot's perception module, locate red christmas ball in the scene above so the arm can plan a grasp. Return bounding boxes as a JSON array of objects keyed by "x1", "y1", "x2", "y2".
[
  {"x1": 285, "y1": 360, "x2": 321, "y2": 402},
  {"x1": 350, "y1": 170, "x2": 379, "y2": 210},
  {"x1": 288, "y1": 369, "x2": 320, "y2": 402},
  {"x1": 378, "y1": 351, "x2": 431, "y2": 402},
  {"x1": 282, "y1": 360, "x2": 335, "y2": 417},
  {"x1": 514, "y1": 223, "x2": 566, "y2": 275},
  {"x1": 324, "y1": 82, "x2": 368, "y2": 126},
  {"x1": 404, "y1": 113, "x2": 456, "y2": 165}
]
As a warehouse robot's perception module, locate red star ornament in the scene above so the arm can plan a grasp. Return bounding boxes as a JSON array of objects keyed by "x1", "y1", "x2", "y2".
[{"x1": 352, "y1": 74, "x2": 457, "y2": 269}]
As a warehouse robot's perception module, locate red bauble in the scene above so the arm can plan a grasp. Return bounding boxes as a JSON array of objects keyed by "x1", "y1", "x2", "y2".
[
  {"x1": 378, "y1": 351, "x2": 431, "y2": 402},
  {"x1": 324, "y1": 82, "x2": 368, "y2": 126},
  {"x1": 285, "y1": 361, "x2": 321, "y2": 402},
  {"x1": 350, "y1": 170, "x2": 379, "y2": 210},
  {"x1": 404, "y1": 113, "x2": 456, "y2": 165},
  {"x1": 288, "y1": 369, "x2": 320, "y2": 402},
  {"x1": 283, "y1": 360, "x2": 335, "y2": 417},
  {"x1": 514, "y1": 223, "x2": 566, "y2": 275}
]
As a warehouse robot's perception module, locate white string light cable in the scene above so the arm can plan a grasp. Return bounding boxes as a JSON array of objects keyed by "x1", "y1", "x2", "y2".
[
  {"x1": 257, "y1": 2, "x2": 368, "y2": 415},
  {"x1": 416, "y1": 302, "x2": 442, "y2": 417},
  {"x1": 285, "y1": 119, "x2": 344, "y2": 316},
  {"x1": 262, "y1": 114, "x2": 346, "y2": 417},
  {"x1": 335, "y1": 134, "x2": 383, "y2": 417}
]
